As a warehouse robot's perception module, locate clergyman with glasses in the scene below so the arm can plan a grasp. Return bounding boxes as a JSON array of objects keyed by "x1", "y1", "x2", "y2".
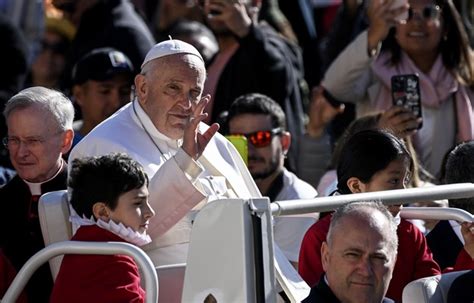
[
  {"x1": 226, "y1": 93, "x2": 318, "y2": 269},
  {"x1": 0, "y1": 86, "x2": 74, "y2": 302}
]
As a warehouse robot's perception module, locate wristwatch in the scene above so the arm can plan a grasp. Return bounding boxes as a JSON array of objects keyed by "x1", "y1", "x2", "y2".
[{"x1": 368, "y1": 46, "x2": 378, "y2": 58}]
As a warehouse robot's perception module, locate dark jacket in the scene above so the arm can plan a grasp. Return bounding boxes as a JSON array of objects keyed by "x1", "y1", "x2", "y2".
[
  {"x1": 62, "y1": 0, "x2": 155, "y2": 90},
  {"x1": 0, "y1": 165, "x2": 68, "y2": 302},
  {"x1": 212, "y1": 23, "x2": 306, "y2": 171},
  {"x1": 302, "y1": 276, "x2": 394, "y2": 303},
  {"x1": 426, "y1": 220, "x2": 464, "y2": 270}
]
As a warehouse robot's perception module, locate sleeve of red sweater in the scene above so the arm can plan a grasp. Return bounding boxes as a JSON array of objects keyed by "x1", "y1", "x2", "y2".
[
  {"x1": 410, "y1": 221, "x2": 441, "y2": 279},
  {"x1": 298, "y1": 214, "x2": 332, "y2": 287},
  {"x1": 443, "y1": 248, "x2": 474, "y2": 272}
]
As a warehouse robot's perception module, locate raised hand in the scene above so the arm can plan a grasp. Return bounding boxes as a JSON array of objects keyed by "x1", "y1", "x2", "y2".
[
  {"x1": 182, "y1": 94, "x2": 220, "y2": 159},
  {"x1": 367, "y1": 0, "x2": 409, "y2": 52},
  {"x1": 461, "y1": 221, "x2": 474, "y2": 259},
  {"x1": 205, "y1": 0, "x2": 252, "y2": 38},
  {"x1": 306, "y1": 86, "x2": 345, "y2": 138},
  {"x1": 378, "y1": 106, "x2": 422, "y2": 138}
]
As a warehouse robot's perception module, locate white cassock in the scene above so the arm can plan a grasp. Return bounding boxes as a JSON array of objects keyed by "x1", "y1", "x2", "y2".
[{"x1": 69, "y1": 99, "x2": 261, "y2": 266}]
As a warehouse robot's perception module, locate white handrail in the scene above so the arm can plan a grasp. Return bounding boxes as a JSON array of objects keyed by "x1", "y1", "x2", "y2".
[
  {"x1": 400, "y1": 207, "x2": 474, "y2": 222},
  {"x1": 271, "y1": 183, "x2": 474, "y2": 216},
  {"x1": 1, "y1": 241, "x2": 158, "y2": 303}
]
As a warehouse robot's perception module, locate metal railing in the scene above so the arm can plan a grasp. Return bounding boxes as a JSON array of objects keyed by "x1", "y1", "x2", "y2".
[
  {"x1": 270, "y1": 183, "x2": 474, "y2": 217},
  {"x1": 1, "y1": 241, "x2": 158, "y2": 303},
  {"x1": 400, "y1": 207, "x2": 473, "y2": 222}
]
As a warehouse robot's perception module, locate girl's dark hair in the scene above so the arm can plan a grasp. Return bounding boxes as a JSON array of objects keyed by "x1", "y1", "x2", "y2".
[
  {"x1": 337, "y1": 129, "x2": 412, "y2": 194},
  {"x1": 69, "y1": 153, "x2": 149, "y2": 218},
  {"x1": 382, "y1": 0, "x2": 474, "y2": 86}
]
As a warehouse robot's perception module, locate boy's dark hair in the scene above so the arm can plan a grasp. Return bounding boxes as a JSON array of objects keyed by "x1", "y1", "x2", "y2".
[
  {"x1": 444, "y1": 141, "x2": 474, "y2": 213},
  {"x1": 69, "y1": 153, "x2": 148, "y2": 218},
  {"x1": 226, "y1": 93, "x2": 287, "y2": 131}
]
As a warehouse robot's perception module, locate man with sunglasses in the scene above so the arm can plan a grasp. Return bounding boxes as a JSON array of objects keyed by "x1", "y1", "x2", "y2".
[{"x1": 227, "y1": 93, "x2": 318, "y2": 268}]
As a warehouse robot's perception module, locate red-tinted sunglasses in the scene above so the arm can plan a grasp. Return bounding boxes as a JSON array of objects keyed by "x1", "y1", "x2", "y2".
[
  {"x1": 408, "y1": 4, "x2": 441, "y2": 21},
  {"x1": 231, "y1": 128, "x2": 282, "y2": 148}
]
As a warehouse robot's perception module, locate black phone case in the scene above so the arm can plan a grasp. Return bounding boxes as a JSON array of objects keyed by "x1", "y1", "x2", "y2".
[{"x1": 391, "y1": 74, "x2": 423, "y2": 128}]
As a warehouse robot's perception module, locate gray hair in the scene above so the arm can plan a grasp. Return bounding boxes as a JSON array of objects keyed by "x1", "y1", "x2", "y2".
[
  {"x1": 327, "y1": 201, "x2": 399, "y2": 257},
  {"x1": 3, "y1": 86, "x2": 74, "y2": 131}
]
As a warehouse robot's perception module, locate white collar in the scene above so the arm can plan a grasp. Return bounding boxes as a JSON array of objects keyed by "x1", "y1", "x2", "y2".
[
  {"x1": 132, "y1": 99, "x2": 182, "y2": 150},
  {"x1": 69, "y1": 213, "x2": 152, "y2": 247},
  {"x1": 23, "y1": 159, "x2": 65, "y2": 195}
]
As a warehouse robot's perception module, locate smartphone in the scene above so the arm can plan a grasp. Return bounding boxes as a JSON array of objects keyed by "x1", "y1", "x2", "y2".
[
  {"x1": 391, "y1": 74, "x2": 423, "y2": 128},
  {"x1": 225, "y1": 135, "x2": 248, "y2": 166}
]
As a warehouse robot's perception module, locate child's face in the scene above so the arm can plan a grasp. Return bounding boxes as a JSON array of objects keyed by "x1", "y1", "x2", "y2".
[
  {"x1": 107, "y1": 185, "x2": 154, "y2": 234},
  {"x1": 360, "y1": 158, "x2": 411, "y2": 216},
  {"x1": 362, "y1": 158, "x2": 411, "y2": 193}
]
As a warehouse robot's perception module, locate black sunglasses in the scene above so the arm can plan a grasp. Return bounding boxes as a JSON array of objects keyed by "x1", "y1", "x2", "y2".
[{"x1": 407, "y1": 4, "x2": 441, "y2": 21}]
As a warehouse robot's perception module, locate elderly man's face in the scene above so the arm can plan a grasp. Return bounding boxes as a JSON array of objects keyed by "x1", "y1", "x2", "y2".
[
  {"x1": 135, "y1": 54, "x2": 206, "y2": 140},
  {"x1": 6, "y1": 106, "x2": 71, "y2": 182},
  {"x1": 322, "y1": 214, "x2": 396, "y2": 303}
]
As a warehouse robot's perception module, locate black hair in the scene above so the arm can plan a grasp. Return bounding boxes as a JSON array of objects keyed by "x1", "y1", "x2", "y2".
[
  {"x1": 69, "y1": 153, "x2": 148, "y2": 218},
  {"x1": 337, "y1": 129, "x2": 412, "y2": 194},
  {"x1": 226, "y1": 93, "x2": 287, "y2": 131},
  {"x1": 444, "y1": 140, "x2": 474, "y2": 213}
]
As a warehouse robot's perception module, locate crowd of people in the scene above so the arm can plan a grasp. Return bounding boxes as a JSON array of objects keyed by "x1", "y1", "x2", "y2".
[{"x1": 0, "y1": 0, "x2": 473, "y2": 302}]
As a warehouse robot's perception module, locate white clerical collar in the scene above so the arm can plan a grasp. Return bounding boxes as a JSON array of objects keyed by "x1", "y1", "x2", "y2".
[
  {"x1": 23, "y1": 159, "x2": 65, "y2": 195},
  {"x1": 132, "y1": 99, "x2": 182, "y2": 150},
  {"x1": 69, "y1": 212, "x2": 152, "y2": 247}
]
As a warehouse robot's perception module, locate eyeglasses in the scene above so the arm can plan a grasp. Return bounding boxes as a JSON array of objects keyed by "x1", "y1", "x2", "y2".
[
  {"x1": 230, "y1": 128, "x2": 282, "y2": 148},
  {"x1": 408, "y1": 4, "x2": 441, "y2": 21},
  {"x1": 2, "y1": 132, "x2": 63, "y2": 150}
]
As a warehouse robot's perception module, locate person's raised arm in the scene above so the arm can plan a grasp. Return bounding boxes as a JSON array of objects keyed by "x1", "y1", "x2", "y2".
[
  {"x1": 181, "y1": 94, "x2": 220, "y2": 160},
  {"x1": 322, "y1": 0, "x2": 408, "y2": 102}
]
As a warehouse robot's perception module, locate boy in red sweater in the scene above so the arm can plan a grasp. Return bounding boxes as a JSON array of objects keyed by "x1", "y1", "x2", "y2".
[{"x1": 50, "y1": 153, "x2": 155, "y2": 303}]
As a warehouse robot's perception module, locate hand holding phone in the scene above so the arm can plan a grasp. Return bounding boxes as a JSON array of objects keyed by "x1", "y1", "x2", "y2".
[{"x1": 391, "y1": 74, "x2": 423, "y2": 129}]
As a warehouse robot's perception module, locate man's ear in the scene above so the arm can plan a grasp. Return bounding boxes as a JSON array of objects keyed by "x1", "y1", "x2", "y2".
[
  {"x1": 280, "y1": 131, "x2": 291, "y2": 154},
  {"x1": 60, "y1": 129, "x2": 74, "y2": 155},
  {"x1": 321, "y1": 241, "x2": 330, "y2": 272},
  {"x1": 134, "y1": 73, "x2": 147, "y2": 105},
  {"x1": 347, "y1": 177, "x2": 366, "y2": 193},
  {"x1": 92, "y1": 202, "x2": 110, "y2": 222}
]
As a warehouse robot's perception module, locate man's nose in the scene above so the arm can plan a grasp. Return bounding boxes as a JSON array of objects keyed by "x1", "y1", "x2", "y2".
[
  {"x1": 177, "y1": 92, "x2": 194, "y2": 109},
  {"x1": 356, "y1": 257, "x2": 374, "y2": 277},
  {"x1": 106, "y1": 90, "x2": 122, "y2": 111},
  {"x1": 17, "y1": 141, "x2": 31, "y2": 156}
]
